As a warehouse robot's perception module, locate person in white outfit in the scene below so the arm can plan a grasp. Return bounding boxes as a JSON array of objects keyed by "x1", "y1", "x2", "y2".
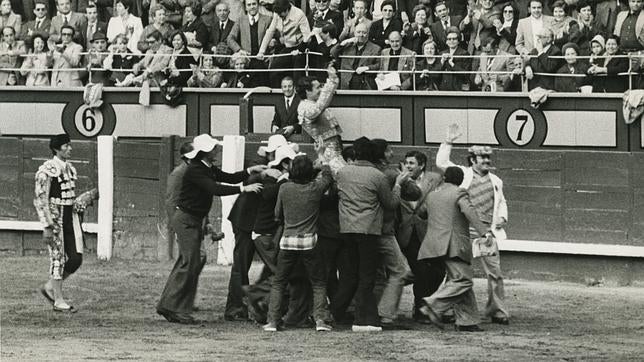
[{"x1": 436, "y1": 123, "x2": 510, "y2": 325}]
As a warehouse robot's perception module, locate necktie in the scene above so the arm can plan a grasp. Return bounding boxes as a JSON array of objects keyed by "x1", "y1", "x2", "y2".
[
  {"x1": 443, "y1": 20, "x2": 448, "y2": 29},
  {"x1": 63, "y1": 15, "x2": 69, "y2": 26},
  {"x1": 286, "y1": 98, "x2": 290, "y2": 109},
  {"x1": 220, "y1": 22, "x2": 225, "y2": 31},
  {"x1": 36, "y1": 20, "x2": 41, "y2": 29},
  {"x1": 249, "y1": 16, "x2": 255, "y2": 26}
]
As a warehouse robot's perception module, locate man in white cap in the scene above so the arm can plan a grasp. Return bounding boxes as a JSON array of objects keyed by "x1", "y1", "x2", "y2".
[
  {"x1": 157, "y1": 134, "x2": 266, "y2": 324},
  {"x1": 436, "y1": 123, "x2": 510, "y2": 325}
]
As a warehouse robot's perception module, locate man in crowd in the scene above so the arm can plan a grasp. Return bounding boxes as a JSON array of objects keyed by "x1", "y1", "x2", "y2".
[
  {"x1": 49, "y1": 0, "x2": 86, "y2": 45},
  {"x1": 471, "y1": 36, "x2": 515, "y2": 92},
  {"x1": 227, "y1": 0, "x2": 272, "y2": 73},
  {"x1": 272, "y1": 76, "x2": 301, "y2": 139},
  {"x1": 396, "y1": 150, "x2": 444, "y2": 323},
  {"x1": 307, "y1": 0, "x2": 343, "y2": 37},
  {"x1": 377, "y1": 31, "x2": 415, "y2": 90},
  {"x1": 523, "y1": 27, "x2": 562, "y2": 90},
  {"x1": 333, "y1": 22, "x2": 381, "y2": 90},
  {"x1": 121, "y1": 30, "x2": 172, "y2": 86},
  {"x1": 368, "y1": 0, "x2": 402, "y2": 49},
  {"x1": 258, "y1": 0, "x2": 310, "y2": 87},
  {"x1": 81, "y1": 3, "x2": 106, "y2": 50},
  {"x1": 338, "y1": 0, "x2": 370, "y2": 41},
  {"x1": 515, "y1": 0, "x2": 554, "y2": 55},
  {"x1": 210, "y1": 2, "x2": 234, "y2": 57},
  {"x1": 0, "y1": 25, "x2": 25, "y2": 85},
  {"x1": 431, "y1": 1, "x2": 468, "y2": 51},
  {"x1": 466, "y1": 0, "x2": 500, "y2": 54},
  {"x1": 20, "y1": 0, "x2": 50, "y2": 42},
  {"x1": 418, "y1": 166, "x2": 492, "y2": 332},
  {"x1": 50, "y1": 24, "x2": 83, "y2": 87},
  {"x1": 437, "y1": 123, "x2": 511, "y2": 326}
]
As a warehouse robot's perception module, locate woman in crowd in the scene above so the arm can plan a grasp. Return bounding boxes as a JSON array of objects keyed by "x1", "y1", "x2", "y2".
[
  {"x1": 104, "y1": 34, "x2": 140, "y2": 85},
  {"x1": 554, "y1": 42, "x2": 589, "y2": 92},
  {"x1": 107, "y1": 0, "x2": 144, "y2": 54},
  {"x1": 181, "y1": 1, "x2": 209, "y2": 52},
  {"x1": 402, "y1": 5, "x2": 432, "y2": 55},
  {"x1": 588, "y1": 35, "x2": 628, "y2": 93},
  {"x1": 438, "y1": 27, "x2": 470, "y2": 91},
  {"x1": 550, "y1": 1, "x2": 578, "y2": 49},
  {"x1": 494, "y1": 2, "x2": 518, "y2": 54},
  {"x1": 138, "y1": 5, "x2": 173, "y2": 53},
  {"x1": 165, "y1": 30, "x2": 197, "y2": 87},
  {"x1": 222, "y1": 52, "x2": 253, "y2": 88},
  {"x1": 407, "y1": 39, "x2": 441, "y2": 90},
  {"x1": 20, "y1": 33, "x2": 50, "y2": 86},
  {"x1": 0, "y1": 0, "x2": 21, "y2": 36},
  {"x1": 574, "y1": 0, "x2": 600, "y2": 55},
  {"x1": 187, "y1": 52, "x2": 224, "y2": 87}
]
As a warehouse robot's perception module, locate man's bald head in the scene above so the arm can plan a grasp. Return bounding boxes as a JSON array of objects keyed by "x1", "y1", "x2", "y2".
[
  {"x1": 389, "y1": 31, "x2": 402, "y2": 50},
  {"x1": 355, "y1": 23, "x2": 368, "y2": 44}
]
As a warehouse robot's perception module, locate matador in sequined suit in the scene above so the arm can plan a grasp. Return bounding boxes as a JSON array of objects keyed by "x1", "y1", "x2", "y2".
[{"x1": 296, "y1": 66, "x2": 347, "y2": 173}]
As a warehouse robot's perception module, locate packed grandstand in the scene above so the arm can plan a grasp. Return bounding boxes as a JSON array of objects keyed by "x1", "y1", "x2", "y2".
[{"x1": 0, "y1": 0, "x2": 640, "y2": 92}]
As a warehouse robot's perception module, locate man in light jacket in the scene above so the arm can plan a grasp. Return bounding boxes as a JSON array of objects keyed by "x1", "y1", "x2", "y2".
[{"x1": 436, "y1": 123, "x2": 510, "y2": 325}]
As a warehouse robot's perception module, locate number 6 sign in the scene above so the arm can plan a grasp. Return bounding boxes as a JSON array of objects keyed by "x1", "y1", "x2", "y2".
[{"x1": 74, "y1": 105, "x2": 104, "y2": 137}]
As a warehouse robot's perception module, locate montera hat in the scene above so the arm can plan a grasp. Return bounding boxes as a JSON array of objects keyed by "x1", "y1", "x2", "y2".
[
  {"x1": 184, "y1": 134, "x2": 221, "y2": 159},
  {"x1": 50, "y1": 133, "x2": 71, "y2": 151}
]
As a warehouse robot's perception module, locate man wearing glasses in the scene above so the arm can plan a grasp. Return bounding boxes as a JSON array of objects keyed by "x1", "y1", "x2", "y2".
[
  {"x1": 308, "y1": 0, "x2": 343, "y2": 37},
  {"x1": 20, "y1": 0, "x2": 51, "y2": 42},
  {"x1": 51, "y1": 24, "x2": 83, "y2": 87},
  {"x1": 49, "y1": 0, "x2": 87, "y2": 45}
]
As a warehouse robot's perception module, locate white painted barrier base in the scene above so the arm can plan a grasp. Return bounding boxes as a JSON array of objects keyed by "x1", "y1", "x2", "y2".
[
  {"x1": 96, "y1": 136, "x2": 114, "y2": 261},
  {"x1": 218, "y1": 135, "x2": 246, "y2": 265}
]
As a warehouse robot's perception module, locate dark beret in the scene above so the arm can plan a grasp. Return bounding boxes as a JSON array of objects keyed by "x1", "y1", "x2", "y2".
[{"x1": 49, "y1": 134, "x2": 70, "y2": 151}]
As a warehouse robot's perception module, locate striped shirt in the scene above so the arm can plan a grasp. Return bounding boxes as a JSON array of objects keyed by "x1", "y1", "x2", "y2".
[{"x1": 468, "y1": 171, "x2": 494, "y2": 224}]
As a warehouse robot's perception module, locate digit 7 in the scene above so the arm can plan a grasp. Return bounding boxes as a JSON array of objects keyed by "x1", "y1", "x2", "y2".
[{"x1": 515, "y1": 115, "x2": 528, "y2": 141}]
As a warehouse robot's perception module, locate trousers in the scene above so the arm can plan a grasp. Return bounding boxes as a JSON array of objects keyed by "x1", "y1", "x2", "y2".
[
  {"x1": 470, "y1": 227, "x2": 510, "y2": 319},
  {"x1": 375, "y1": 234, "x2": 412, "y2": 320}
]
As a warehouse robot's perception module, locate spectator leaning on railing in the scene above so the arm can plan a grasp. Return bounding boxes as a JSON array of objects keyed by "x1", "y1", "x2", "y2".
[
  {"x1": 332, "y1": 22, "x2": 380, "y2": 90},
  {"x1": 413, "y1": 39, "x2": 442, "y2": 91},
  {"x1": 82, "y1": 32, "x2": 110, "y2": 85},
  {"x1": 0, "y1": 25, "x2": 25, "y2": 85},
  {"x1": 378, "y1": 30, "x2": 415, "y2": 90},
  {"x1": 523, "y1": 27, "x2": 563, "y2": 90},
  {"x1": 187, "y1": 51, "x2": 224, "y2": 88},
  {"x1": 588, "y1": 34, "x2": 629, "y2": 93},
  {"x1": 104, "y1": 33, "x2": 140, "y2": 85},
  {"x1": 471, "y1": 36, "x2": 514, "y2": 92},
  {"x1": 165, "y1": 30, "x2": 197, "y2": 87},
  {"x1": 119, "y1": 29, "x2": 171, "y2": 86},
  {"x1": 554, "y1": 42, "x2": 590, "y2": 92},
  {"x1": 20, "y1": 33, "x2": 50, "y2": 85},
  {"x1": 50, "y1": 24, "x2": 83, "y2": 87}
]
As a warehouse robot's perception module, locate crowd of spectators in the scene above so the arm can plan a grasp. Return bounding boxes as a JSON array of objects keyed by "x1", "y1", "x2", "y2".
[{"x1": 0, "y1": 0, "x2": 640, "y2": 92}]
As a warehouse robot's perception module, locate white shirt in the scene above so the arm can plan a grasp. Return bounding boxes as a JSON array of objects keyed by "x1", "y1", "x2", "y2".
[
  {"x1": 284, "y1": 95, "x2": 294, "y2": 108},
  {"x1": 372, "y1": 0, "x2": 385, "y2": 20},
  {"x1": 248, "y1": 14, "x2": 258, "y2": 25},
  {"x1": 530, "y1": 15, "x2": 544, "y2": 51}
]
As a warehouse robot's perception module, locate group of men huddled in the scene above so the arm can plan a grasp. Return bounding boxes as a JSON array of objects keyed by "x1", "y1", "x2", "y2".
[{"x1": 157, "y1": 66, "x2": 510, "y2": 332}]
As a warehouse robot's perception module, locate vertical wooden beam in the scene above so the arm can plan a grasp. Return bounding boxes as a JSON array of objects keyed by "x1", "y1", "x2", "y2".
[
  {"x1": 158, "y1": 135, "x2": 175, "y2": 261},
  {"x1": 96, "y1": 135, "x2": 114, "y2": 260}
]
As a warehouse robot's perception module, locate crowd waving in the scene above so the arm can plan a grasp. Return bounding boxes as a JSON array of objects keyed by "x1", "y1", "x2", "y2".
[{"x1": 0, "y1": 0, "x2": 641, "y2": 92}]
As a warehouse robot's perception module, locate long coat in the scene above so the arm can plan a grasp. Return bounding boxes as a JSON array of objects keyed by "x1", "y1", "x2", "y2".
[{"x1": 417, "y1": 183, "x2": 488, "y2": 263}]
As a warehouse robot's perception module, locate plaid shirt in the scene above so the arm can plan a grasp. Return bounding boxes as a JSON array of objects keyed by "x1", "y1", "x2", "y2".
[{"x1": 280, "y1": 233, "x2": 317, "y2": 251}]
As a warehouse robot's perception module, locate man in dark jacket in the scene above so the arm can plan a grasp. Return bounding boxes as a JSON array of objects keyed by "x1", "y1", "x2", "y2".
[
  {"x1": 524, "y1": 28, "x2": 563, "y2": 90},
  {"x1": 271, "y1": 76, "x2": 301, "y2": 138},
  {"x1": 418, "y1": 167, "x2": 491, "y2": 332},
  {"x1": 157, "y1": 134, "x2": 265, "y2": 324}
]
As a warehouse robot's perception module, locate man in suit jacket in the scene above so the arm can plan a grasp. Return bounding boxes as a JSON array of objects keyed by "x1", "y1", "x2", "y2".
[
  {"x1": 417, "y1": 166, "x2": 490, "y2": 332},
  {"x1": 613, "y1": 0, "x2": 644, "y2": 51},
  {"x1": 20, "y1": 1, "x2": 51, "y2": 41},
  {"x1": 210, "y1": 2, "x2": 235, "y2": 53},
  {"x1": 308, "y1": 0, "x2": 343, "y2": 36},
  {"x1": 524, "y1": 28, "x2": 562, "y2": 90},
  {"x1": 332, "y1": 22, "x2": 381, "y2": 89},
  {"x1": 596, "y1": 0, "x2": 627, "y2": 36},
  {"x1": 431, "y1": 1, "x2": 469, "y2": 51},
  {"x1": 395, "y1": 150, "x2": 443, "y2": 323},
  {"x1": 437, "y1": 124, "x2": 511, "y2": 325},
  {"x1": 49, "y1": 0, "x2": 87, "y2": 44},
  {"x1": 368, "y1": 0, "x2": 403, "y2": 49},
  {"x1": 378, "y1": 31, "x2": 415, "y2": 90},
  {"x1": 226, "y1": 0, "x2": 271, "y2": 63},
  {"x1": 51, "y1": 25, "x2": 83, "y2": 87},
  {"x1": 338, "y1": 0, "x2": 371, "y2": 41},
  {"x1": 471, "y1": 37, "x2": 514, "y2": 91},
  {"x1": 515, "y1": 0, "x2": 555, "y2": 55},
  {"x1": 80, "y1": 4, "x2": 106, "y2": 50},
  {"x1": 271, "y1": 76, "x2": 301, "y2": 138}
]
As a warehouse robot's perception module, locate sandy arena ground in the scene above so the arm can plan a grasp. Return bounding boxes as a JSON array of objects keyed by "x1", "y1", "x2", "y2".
[{"x1": 1, "y1": 256, "x2": 643, "y2": 361}]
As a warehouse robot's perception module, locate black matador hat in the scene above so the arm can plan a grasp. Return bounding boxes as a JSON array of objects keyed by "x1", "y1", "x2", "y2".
[{"x1": 49, "y1": 134, "x2": 71, "y2": 151}]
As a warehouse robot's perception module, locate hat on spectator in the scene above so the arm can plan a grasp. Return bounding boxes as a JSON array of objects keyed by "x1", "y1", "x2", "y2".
[
  {"x1": 562, "y1": 42, "x2": 580, "y2": 55},
  {"x1": 268, "y1": 144, "x2": 304, "y2": 167},
  {"x1": 590, "y1": 34, "x2": 605, "y2": 50},
  {"x1": 90, "y1": 32, "x2": 108, "y2": 43},
  {"x1": 257, "y1": 134, "x2": 299, "y2": 157},
  {"x1": 468, "y1": 145, "x2": 493, "y2": 156},
  {"x1": 184, "y1": 134, "x2": 221, "y2": 159}
]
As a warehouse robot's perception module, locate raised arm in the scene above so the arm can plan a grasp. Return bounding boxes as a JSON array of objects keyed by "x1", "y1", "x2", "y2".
[
  {"x1": 436, "y1": 123, "x2": 462, "y2": 171},
  {"x1": 298, "y1": 68, "x2": 339, "y2": 121}
]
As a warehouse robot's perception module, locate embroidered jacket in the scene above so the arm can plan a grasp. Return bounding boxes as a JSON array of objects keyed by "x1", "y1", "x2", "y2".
[{"x1": 297, "y1": 76, "x2": 343, "y2": 144}]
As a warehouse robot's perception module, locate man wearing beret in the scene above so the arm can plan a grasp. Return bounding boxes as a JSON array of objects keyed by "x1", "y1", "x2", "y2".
[
  {"x1": 436, "y1": 124, "x2": 511, "y2": 325},
  {"x1": 157, "y1": 134, "x2": 267, "y2": 324}
]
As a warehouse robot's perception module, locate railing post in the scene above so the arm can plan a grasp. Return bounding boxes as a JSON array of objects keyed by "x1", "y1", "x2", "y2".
[
  {"x1": 628, "y1": 53, "x2": 633, "y2": 91},
  {"x1": 412, "y1": 53, "x2": 417, "y2": 91},
  {"x1": 304, "y1": 48, "x2": 310, "y2": 77}
]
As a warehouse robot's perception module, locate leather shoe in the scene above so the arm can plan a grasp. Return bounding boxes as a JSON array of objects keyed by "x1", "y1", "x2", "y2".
[
  {"x1": 491, "y1": 316, "x2": 510, "y2": 325},
  {"x1": 441, "y1": 314, "x2": 456, "y2": 324},
  {"x1": 455, "y1": 324, "x2": 484, "y2": 332},
  {"x1": 412, "y1": 311, "x2": 432, "y2": 325},
  {"x1": 224, "y1": 312, "x2": 249, "y2": 322},
  {"x1": 419, "y1": 305, "x2": 445, "y2": 330},
  {"x1": 157, "y1": 308, "x2": 200, "y2": 325}
]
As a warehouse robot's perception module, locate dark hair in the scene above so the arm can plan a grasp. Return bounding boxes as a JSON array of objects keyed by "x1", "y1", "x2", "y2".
[
  {"x1": 31, "y1": 33, "x2": 48, "y2": 51},
  {"x1": 445, "y1": 26, "x2": 460, "y2": 38},
  {"x1": 342, "y1": 146, "x2": 356, "y2": 162},
  {"x1": 404, "y1": 150, "x2": 426, "y2": 171},
  {"x1": 411, "y1": 4, "x2": 427, "y2": 20},
  {"x1": 434, "y1": 1, "x2": 447, "y2": 10},
  {"x1": 321, "y1": 22, "x2": 337, "y2": 38},
  {"x1": 501, "y1": 2, "x2": 519, "y2": 17},
  {"x1": 296, "y1": 76, "x2": 315, "y2": 99},
  {"x1": 179, "y1": 141, "x2": 193, "y2": 160},
  {"x1": 481, "y1": 35, "x2": 498, "y2": 48},
  {"x1": 273, "y1": 0, "x2": 291, "y2": 14},
  {"x1": 353, "y1": 136, "x2": 374, "y2": 161},
  {"x1": 150, "y1": 4, "x2": 166, "y2": 18},
  {"x1": 606, "y1": 34, "x2": 620, "y2": 45},
  {"x1": 60, "y1": 24, "x2": 75, "y2": 36},
  {"x1": 168, "y1": 29, "x2": 187, "y2": 48},
  {"x1": 528, "y1": 0, "x2": 543, "y2": 7},
  {"x1": 551, "y1": 0, "x2": 567, "y2": 12},
  {"x1": 281, "y1": 76, "x2": 294, "y2": 85},
  {"x1": 243, "y1": 0, "x2": 258, "y2": 12},
  {"x1": 381, "y1": 0, "x2": 395, "y2": 11},
  {"x1": 290, "y1": 155, "x2": 314, "y2": 183},
  {"x1": 577, "y1": 0, "x2": 592, "y2": 12},
  {"x1": 353, "y1": 0, "x2": 367, "y2": 7},
  {"x1": 371, "y1": 138, "x2": 388, "y2": 164},
  {"x1": 34, "y1": 0, "x2": 48, "y2": 9},
  {"x1": 444, "y1": 166, "x2": 464, "y2": 185},
  {"x1": 146, "y1": 29, "x2": 163, "y2": 42},
  {"x1": 1, "y1": 26, "x2": 15, "y2": 36},
  {"x1": 86, "y1": 3, "x2": 97, "y2": 10},
  {"x1": 115, "y1": 0, "x2": 132, "y2": 10},
  {"x1": 186, "y1": 0, "x2": 202, "y2": 16}
]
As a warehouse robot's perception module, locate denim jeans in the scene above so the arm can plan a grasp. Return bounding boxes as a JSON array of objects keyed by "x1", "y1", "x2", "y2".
[{"x1": 267, "y1": 245, "x2": 330, "y2": 323}]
